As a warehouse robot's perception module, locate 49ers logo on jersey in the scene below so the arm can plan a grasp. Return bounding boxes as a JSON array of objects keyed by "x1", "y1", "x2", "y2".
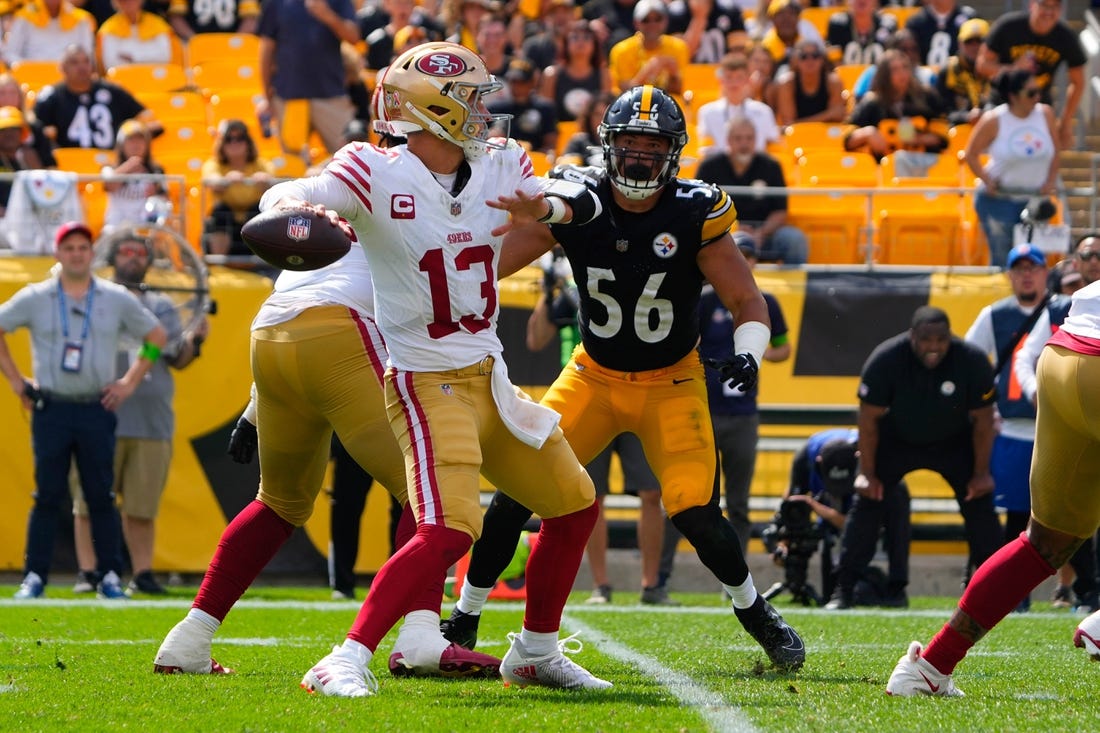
[
  {"x1": 391, "y1": 194, "x2": 416, "y2": 219},
  {"x1": 415, "y1": 52, "x2": 467, "y2": 77},
  {"x1": 653, "y1": 232, "x2": 678, "y2": 258}
]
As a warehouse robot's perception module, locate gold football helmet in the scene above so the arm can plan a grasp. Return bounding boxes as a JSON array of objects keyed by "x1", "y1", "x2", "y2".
[{"x1": 374, "y1": 42, "x2": 511, "y2": 160}]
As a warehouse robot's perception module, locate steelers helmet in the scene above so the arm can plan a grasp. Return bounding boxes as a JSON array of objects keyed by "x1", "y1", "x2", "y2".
[
  {"x1": 598, "y1": 85, "x2": 687, "y2": 200},
  {"x1": 374, "y1": 42, "x2": 511, "y2": 160}
]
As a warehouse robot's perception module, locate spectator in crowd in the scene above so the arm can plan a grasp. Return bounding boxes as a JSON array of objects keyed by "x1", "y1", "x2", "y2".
[
  {"x1": 886, "y1": 282, "x2": 1100, "y2": 697},
  {"x1": 773, "y1": 39, "x2": 846, "y2": 126},
  {"x1": 101, "y1": 119, "x2": 166, "y2": 231},
  {"x1": 904, "y1": 0, "x2": 977, "y2": 70},
  {"x1": 582, "y1": 0, "x2": 640, "y2": 51},
  {"x1": 676, "y1": 0, "x2": 747, "y2": 65},
  {"x1": 257, "y1": 0, "x2": 359, "y2": 158},
  {"x1": 747, "y1": 41, "x2": 779, "y2": 108},
  {"x1": 96, "y1": 0, "x2": 176, "y2": 72},
  {"x1": 977, "y1": 0, "x2": 1086, "y2": 149},
  {"x1": 698, "y1": 231, "x2": 791, "y2": 554},
  {"x1": 825, "y1": 0, "x2": 897, "y2": 67},
  {"x1": 525, "y1": 247, "x2": 678, "y2": 606},
  {"x1": 358, "y1": 0, "x2": 444, "y2": 53},
  {"x1": 964, "y1": 69, "x2": 1058, "y2": 270},
  {"x1": 522, "y1": 0, "x2": 578, "y2": 71},
  {"x1": 340, "y1": 42, "x2": 373, "y2": 124},
  {"x1": 1049, "y1": 257, "x2": 1084, "y2": 296},
  {"x1": 2, "y1": 0, "x2": 97, "y2": 67},
  {"x1": 475, "y1": 14, "x2": 513, "y2": 81},
  {"x1": 696, "y1": 52, "x2": 779, "y2": 156},
  {"x1": 0, "y1": 106, "x2": 45, "y2": 218},
  {"x1": 488, "y1": 58, "x2": 558, "y2": 155},
  {"x1": 558, "y1": 89, "x2": 615, "y2": 166},
  {"x1": 0, "y1": 73, "x2": 55, "y2": 169},
  {"x1": 34, "y1": 45, "x2": 159, "y2": 149},
  {"x1": 168, "y1": 0, "x2": 259, "y2": 39},
  {"x1": 696, "y1": 115, "x2": 808, "y2": 264},
  {"x1": 758, "y1": 0, "x2": 823, "y2": 68},
  {"x1": 851, "y1": 29, "x2": 938, "y2": 104},
  {"x1": 844, "y1": 49, "x2": 947, "y2": 162},
  {"x1": 201, "y1": 119, "x2": 273, "y2": 257},
  {"x1": 0, "y1": 221, "x2": 167, "y2": 600},
  {"x1": 538, "y1": 19, "x2": 611, "y2": 123},
  {"x1": 936, "y1": 18, "x2": 991, "y2": 126},
  {"x1": 443, "y1": 0, "x2": 495, "y2": 51},
  {"x1": 71, "y1": 231, "x2": 208, "y2": 596},
  {"x1": 607, "y1": 0, "x2": 689, "y2": 95},
  {"x1": 365, "y1": 0, "x2": 430, "y2": 71},
  {"x1": 827, "y1": 306, "x2": 1001, "y2": 610}
]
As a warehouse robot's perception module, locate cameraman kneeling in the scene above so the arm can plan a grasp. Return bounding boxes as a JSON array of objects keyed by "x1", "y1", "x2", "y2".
[{"x1": 764, "y1": 429, "x2": 859, "y2": 605}]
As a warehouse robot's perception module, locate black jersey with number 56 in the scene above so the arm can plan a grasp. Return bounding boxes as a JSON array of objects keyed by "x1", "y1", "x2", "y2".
[{"x1": 548, "y1": 165, "x2": 738, "y2": 372}]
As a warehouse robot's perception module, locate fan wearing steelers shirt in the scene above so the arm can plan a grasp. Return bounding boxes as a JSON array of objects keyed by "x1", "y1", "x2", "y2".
[
  {"x1": 445, "y1": 85, "x2": 807, "y2": 673},
  {"x1": 257, "y1": 41, "x2": 615, "y2": 695}
]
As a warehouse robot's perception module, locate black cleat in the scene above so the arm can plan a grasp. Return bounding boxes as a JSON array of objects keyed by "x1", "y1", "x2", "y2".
[
  {"x1": 735, "y1": 596, "x2": 805, "y2": 672},
  {"x1": 440, "y1": 608, "x2": 481, "y2": 650}
]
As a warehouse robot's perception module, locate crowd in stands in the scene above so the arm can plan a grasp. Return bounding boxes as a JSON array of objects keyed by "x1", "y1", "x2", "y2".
[{"x1": 0, "y1": 0, "x2": 1090, "y2": 267}]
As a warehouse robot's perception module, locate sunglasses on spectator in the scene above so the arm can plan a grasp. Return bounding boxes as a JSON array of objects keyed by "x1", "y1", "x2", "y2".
[
  {"x1": 117, "y1": 244, "x2": 148, "y2": 257},
  {"x1": 1022, "y1": 88, "x2": 1041, "y2": 99},
  {"x1": 799, "y1": 51, "x2": 823, "y2": 60},
  {"x1": 225, "y1": 135, "x2": 248, "y2": 142},
  {"x1": 1078, "y1": 251, "x2": 1100, "y2": 261},
  {"x1": 640, "y1": 15, "x2": 664, "y2": 23},
  {"x1": 962, "y1": 37, "x2": 984, "y2": 44}
]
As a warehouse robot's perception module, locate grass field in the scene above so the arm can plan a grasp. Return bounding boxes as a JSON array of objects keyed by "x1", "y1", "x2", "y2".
[{"x1": 1, "y1": 586, "x2": 1096, "y2": 732}]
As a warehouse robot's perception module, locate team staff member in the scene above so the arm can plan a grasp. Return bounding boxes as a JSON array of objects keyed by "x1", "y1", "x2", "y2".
[
  {"x1": 444, "y1": 86, "x2": 806, "y2": 673},
  {"x1": 888, "y1": 280, "x2": 1100, "y2": 696},
  {"x1": 827, "y1": 306, "x2": 1001, "y2": 610},
  {"x1": 0, "y1": 221, "x2": 166, "y2": 600}
]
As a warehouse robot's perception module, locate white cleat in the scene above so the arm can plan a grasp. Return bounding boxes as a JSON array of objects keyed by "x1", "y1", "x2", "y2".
[
  {"x1": 301, "y1": 644, "x2": 378, "y2": 697},
  {"x1": 153, "y1": 618, "x2": 231, "y2": 675},
  {"x1": 885, "y1": 641, "x2": 964, "y2": 697},
  {"x1": 501, "y1": 632, "x2": 612, "y2": 691},
  {"x1": 1074, "y1": 609, "x2": 1100, "y2": 661}
]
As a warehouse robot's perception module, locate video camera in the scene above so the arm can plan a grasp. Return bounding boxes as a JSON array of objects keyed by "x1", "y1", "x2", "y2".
[{"x1": 761, "y1": 490, "x2": 823, "y2": 606}]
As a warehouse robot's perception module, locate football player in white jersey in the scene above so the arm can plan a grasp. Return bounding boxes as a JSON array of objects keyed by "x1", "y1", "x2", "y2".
[
  {"x1": 151, "y1": 219, "x2": 502, "y2": 679},
  {"x1": 257, "y1": 42, "x2": 611, "y2": 697}
]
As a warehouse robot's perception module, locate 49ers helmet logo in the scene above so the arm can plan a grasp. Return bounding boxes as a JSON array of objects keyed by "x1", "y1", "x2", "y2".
[{"x1": 415, "y1": 52, "x2": 467, "y2": 77}]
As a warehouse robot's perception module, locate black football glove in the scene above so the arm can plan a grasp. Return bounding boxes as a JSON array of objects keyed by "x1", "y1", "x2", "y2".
[
  {"x1": 705, "y1": 353, "x2": 759, "y2": 392},
  {"x1": 227, "y1": 416, "x2": 258, "y2": 464}
]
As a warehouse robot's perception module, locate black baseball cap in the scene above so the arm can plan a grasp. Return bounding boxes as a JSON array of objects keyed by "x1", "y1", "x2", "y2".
[{"x1": 817, "y1": 439, "x2": 858, "y2": 498}]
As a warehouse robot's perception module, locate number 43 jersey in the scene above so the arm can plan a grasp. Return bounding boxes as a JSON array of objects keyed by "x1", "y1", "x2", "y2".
[
  {"x1": 263, "y1": 139, "x2": 543, "y2": 372},
  {"x1": 549, "y1": 166, "x2": 738, "y2": 372}
]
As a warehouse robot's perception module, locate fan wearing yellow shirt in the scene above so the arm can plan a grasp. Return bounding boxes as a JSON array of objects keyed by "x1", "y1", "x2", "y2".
[{"x1": 607, "y1": 0, "x2": 689, "y2": 95}]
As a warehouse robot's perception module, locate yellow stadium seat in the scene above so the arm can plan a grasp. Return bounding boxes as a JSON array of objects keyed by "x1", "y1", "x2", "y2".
[
  {"x1": 834, "y1": 64, "x2": 869, "y2": 96},
  {"x1": 269, "y1": 154, "x2": 308, "y2": 180},
  {"x1": 192, "y1": 59, "x2": 262, "y2": 96},
  {"x1": 526, "y1": 150, "x2": 551, "y2": 176},
  {"x1": 53, "y1": 147, "x2": 115, "y2": 174},
  {"x1": 554, "y1": 119, "x2": 578, "y2": 156},
  {"x1": 874, "y1": 187, "x2": 964, "y2": 266},
  {"x1": 79, "y1": 182, "x2": 108, "y2": 234},
  {"x1": 787, "y1": 192, "x2": 870, "y2": 265},
  {"x1": 796, "y1": 150, "x2": 881, "y2": 187},
  {"x1": 783, "y1": 122, "x2": 853, "y2": 161},
  {"x1": 106, "y1": 63, "x2": 189, "y2": 94},
  {"x1": 882, "y1": 6, "x2": 921, "y2": 28},
  {"x1": 10, "y1": 59, "x2": 59, "y2": 96},
  {"x1": 141, "y1": 90, "x2": 208, "y2": 125},
  {"x1": 799, "y1": 7, "x2": 836, "y2": 38},
  {"x1": 946, "y1": 123, "x2": 973, "y2": 156},
  {"x1": 880, "y1": 152, "x2": 960, "y2": 186},
  {"x1": 186, "y1": 32, "x2": 261, "y2": 69},
  {"x1": 152, "y1": 122, "x2": 214, "y2": 158},
  {"x1": 681, "y1": 63, "x2": 719, "y2": 98},
  {"x1": 158, "y1": 150, "x2": 207, "y2": 186}
]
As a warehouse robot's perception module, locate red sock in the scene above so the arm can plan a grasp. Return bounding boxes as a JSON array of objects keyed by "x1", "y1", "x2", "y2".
[
  {"x1": 523, "y1": 501, "x2": 599, "y2": 633},
  {"x1": 193, "y1": 500, "x2": 294, "y2": 621},
  {"x1": 923, "y1": 532, "x2": 1055, "y2": 674},
  {"x1": 395, "y1": 503, "x2": 446, "y2": 614},
  {"x1": 346, "y1": 523, "x2": 470, "y2": 651}
]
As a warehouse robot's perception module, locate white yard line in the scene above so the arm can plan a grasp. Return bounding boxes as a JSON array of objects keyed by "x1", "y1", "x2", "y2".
[{"x1": 562, "y1": 613, "x2": 759, "y2": 733}]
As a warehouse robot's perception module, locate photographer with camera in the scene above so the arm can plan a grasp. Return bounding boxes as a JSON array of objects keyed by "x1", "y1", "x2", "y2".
[{"x1": 764, "y1": 429, "x2": 861, "y2": 606}]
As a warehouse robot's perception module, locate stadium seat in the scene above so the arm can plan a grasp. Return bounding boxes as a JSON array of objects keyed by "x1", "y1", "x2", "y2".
[
  {"x1": 799, "y1": 7, "x2": 835, "y2": 38},
  {"x1": 158, "y1": 150, "x2": 207, "y2": 187},
  {"x1": 106, "y1": 63, "x2": 189, "y2": 95},
  {"x1": 141, "y1": 90, "x2": 208, "y2": 125},
  {"x1": 796, "y1": 150, "x2": 880, "y2": 187},
  {"x1": 881, "y1": 6, "x2": 920, "y2": 28},
  {"x1": 874, "y1": 186, "x2": 964, "y2": 266},
  {"x1": 186, "y1": 32, "x2": 261, "y2": 69},
  {"x1": 946, "y1": 123, "x2": 973, "y2": 156},
  {"x1": 191, "y1": 59, "x2": 262, "y2": 96},
  {"x1": 783, "y1": 122, "x2": 853, "y2": 161},
  {"x1": 79, "y1": 182, "x2": 108, "y2": 234},
  {"x1": 10, "y1": 59, "x2": 59, "y2": 96},
  {"x1": 554, "y1": 119, "x2": 578, "y2": 157},
  {"x1": 834, "y1": 64, "x2": 869, "y2": 97},
  {"x1": 152, "y1": 122, "x2": 214, "y2": 159},
  {"x1": 269, "y1": 154, "x2": 308, "y2": 180},
  {"x1": 787, "y1": 191, "x2": 870, "y2": 265},
  {"x1": 680, "y1": 63, "x2": 718, "y2": 99},
  {"x1": 880, "y1": 152, "x2": 961, "y2": 186},
  {"x1": 526, "y1": 150, "x2": 551, "y2": 176},
  {"x1": 53, "y1": 147, "x2": 115, "y2": 174}
]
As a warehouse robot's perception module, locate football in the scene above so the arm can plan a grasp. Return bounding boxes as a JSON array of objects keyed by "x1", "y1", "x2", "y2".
[{"x1": 240, "y1": 208, "x2": 351, "y2": 271}]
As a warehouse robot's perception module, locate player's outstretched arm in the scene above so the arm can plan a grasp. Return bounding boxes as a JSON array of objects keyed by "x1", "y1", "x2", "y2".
[{"x1": 499, "y1": 221, "x2": 557, "y2": 278}]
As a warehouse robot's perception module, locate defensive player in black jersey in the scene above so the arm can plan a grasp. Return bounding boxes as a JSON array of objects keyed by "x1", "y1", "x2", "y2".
[{"x1": 442, "y1": 85, "x2": 806, "y2": 673}]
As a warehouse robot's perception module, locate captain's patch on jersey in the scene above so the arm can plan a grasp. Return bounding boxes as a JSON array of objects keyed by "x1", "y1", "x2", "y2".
[
  {"x1": 286, "y1": 216, "x2": 311, "y2": 241},
  {"x1": 391, "y1": 194, "x2": 416, "y2": 219},
  {"x1": 653, "y1": 232, "x2": 678, "y2": 258}
]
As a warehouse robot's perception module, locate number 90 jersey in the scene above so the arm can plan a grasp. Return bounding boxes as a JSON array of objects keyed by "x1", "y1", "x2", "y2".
[{"x1": 548, "y1": 165, "x2": 738, "y2": 372}]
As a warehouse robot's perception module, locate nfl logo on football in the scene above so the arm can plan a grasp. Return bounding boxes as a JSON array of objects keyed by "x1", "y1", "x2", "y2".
[{"x1": 286, "y1": 216, "x2": 311, "y2": 242}]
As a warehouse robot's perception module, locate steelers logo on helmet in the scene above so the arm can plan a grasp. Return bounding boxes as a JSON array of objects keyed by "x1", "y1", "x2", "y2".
[
  {"x1": 375, "y1": 41, "x2": 511, "y2": 161},
  {"x1": 599, "y1": 85, "x2": 687, "y2": 200},
  {"x1": 652, "y1": 232, "x2": 678, "y2": 258}
]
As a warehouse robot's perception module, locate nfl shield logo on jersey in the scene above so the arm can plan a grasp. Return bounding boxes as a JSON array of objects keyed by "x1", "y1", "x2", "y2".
[
  {"x1": 652, "y1": 233, "x2": 678, "y2": 258},
  {"x1": 286, "y1": 216, "x2": 311, "y2": 242}
]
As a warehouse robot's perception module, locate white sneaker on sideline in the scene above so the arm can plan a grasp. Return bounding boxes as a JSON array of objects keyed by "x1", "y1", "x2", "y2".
[
  {"x1": 501, "y1": 632, "x2": 612, "y2": 690},
  {"x1": 301, "y1": 644, "x2": 378, "y2": 697},
  {"x1": 1074, "y1": 609, "x2": 1100, "y2": 661},
  {"x1": 153, "y1": 618, "x2": 231, "y2": 674},
  {"x1": 885, "y1": 641, "x2": 964, "y2": 697}
]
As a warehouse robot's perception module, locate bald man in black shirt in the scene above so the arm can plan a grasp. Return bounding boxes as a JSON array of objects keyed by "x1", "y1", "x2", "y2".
[{"x1": 825, "y1": 306, "x2": 1002, "y2": 610}]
